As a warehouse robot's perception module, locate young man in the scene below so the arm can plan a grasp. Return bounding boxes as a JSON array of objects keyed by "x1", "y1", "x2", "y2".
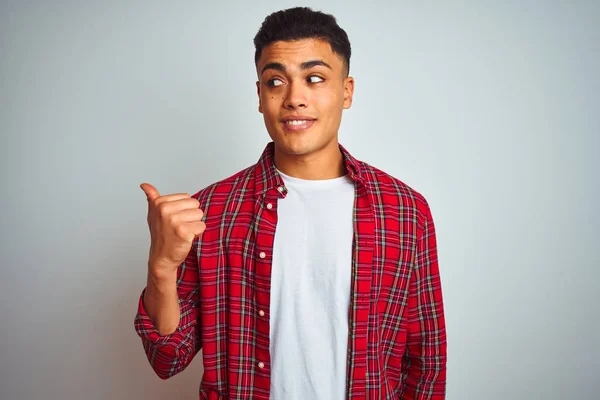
[{"x1": 135, "y1": 7, "x2": 446, "y2": 400}]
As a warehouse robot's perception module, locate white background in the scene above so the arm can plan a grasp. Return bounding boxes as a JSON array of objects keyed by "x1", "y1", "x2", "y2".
[{"x1": 1, "y1": 1, "x2": 598, "y2": 399}]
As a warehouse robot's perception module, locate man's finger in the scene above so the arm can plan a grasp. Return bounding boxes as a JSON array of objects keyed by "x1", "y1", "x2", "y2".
[{"x1": 140, "y1": 183, "x2": 160, "y2": 202}]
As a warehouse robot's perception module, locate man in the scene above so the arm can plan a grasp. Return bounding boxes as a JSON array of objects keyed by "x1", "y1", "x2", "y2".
[{"x1": 135, "y1": 6, "x2": 446, "y2": 400}]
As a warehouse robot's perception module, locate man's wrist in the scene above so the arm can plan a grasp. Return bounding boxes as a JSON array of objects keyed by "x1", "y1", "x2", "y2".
[
  {"x1": 148, "y1": 258, "x2": 178, "y2": 280},
  {"x1": 147, "y1": 266, "x2": 178, "y2": 292}
]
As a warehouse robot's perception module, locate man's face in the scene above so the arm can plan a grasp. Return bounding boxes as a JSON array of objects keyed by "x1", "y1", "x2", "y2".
[{"x1": 256, "y1": 38, "x2": 354, "y2": 159}]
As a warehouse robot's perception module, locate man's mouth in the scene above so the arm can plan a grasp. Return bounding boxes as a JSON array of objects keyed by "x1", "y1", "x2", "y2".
[{"x1": 282, "y1": 119, "x2": 316, "y2": 131}]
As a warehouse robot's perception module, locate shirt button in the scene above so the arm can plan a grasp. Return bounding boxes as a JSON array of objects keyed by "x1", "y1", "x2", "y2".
[
  {"x1": 258, "y1": 362, "x2": 265, "y2": 369},
  {"x1": 266, "y1": 203, "x2": 273, "y2": 210},
  {"x1": 259, "y1": 252, "x2": 266, "y2": 259},
  {"x1": 259, "y1": 310, "x2": 265, "y2": 317},
  {"x1": 277, "y1": 186, "x2": 284, "y2": 193}
]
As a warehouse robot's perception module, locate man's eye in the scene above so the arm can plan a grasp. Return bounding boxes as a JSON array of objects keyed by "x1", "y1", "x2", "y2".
[
  {"x1": 268, "y1": 78, "x2": 284, "y2": 87},
  {"x1": 308, "y1": 75, "x2": 324, "y2": 83}
]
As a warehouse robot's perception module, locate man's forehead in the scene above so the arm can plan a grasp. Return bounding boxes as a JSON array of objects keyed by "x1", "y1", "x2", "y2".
[
  {"x1": 265, "y1": 38, "x2": 324, "y2": 51},
  {"x1": 258, "y1": 38, "x2": 339, "y2": 66}
]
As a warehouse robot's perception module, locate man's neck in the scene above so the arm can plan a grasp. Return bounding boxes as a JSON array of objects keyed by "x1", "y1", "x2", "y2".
[{"x1": 273, "y1": 142, "x2": 346, "y2": 180}]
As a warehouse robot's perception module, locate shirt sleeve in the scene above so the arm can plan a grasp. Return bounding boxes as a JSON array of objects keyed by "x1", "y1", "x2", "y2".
[
  {"x1": 133, "y1": 239, "x2": 202, "y2": 380},
  {"x1": 399, "y1": 201, "x2": 447, "y2": 399}
]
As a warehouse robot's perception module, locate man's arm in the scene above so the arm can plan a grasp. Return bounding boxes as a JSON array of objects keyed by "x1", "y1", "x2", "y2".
[
  {"x1": 399, "y1": 201, "x2": 447, "y2": 399},
  {"x1": 134, "y1": 183, "x2": 205, "y2": 380},
  {"x1": 134, "y1": 241, "x2": 202, "y2": 380}
]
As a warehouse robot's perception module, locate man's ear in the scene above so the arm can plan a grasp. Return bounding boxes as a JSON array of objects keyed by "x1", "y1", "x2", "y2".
[
  {"x1": 343, "y1": 76, "x2": 355, "y2": 109},
  {"x1": 256, "y1": 81, "x2": 263, "y2": 114}
]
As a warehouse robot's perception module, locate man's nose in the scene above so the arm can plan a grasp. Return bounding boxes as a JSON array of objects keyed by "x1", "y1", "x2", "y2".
[{"x1": 283, "y1": 80, "x2": 308, "y2": 109}]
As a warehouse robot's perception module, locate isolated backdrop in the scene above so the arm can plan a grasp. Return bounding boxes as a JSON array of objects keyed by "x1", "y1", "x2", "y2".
[{"x1": 1, "y1": 1, "x2": 599, "y2": 399}]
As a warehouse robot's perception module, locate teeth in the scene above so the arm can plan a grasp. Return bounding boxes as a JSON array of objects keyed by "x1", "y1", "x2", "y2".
[{"x1": 285, "y1": 120, "x2": 310, "y2": 125}]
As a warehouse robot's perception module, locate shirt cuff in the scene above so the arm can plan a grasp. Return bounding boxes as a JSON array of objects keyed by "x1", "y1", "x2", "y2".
[{"x1": 133, "y1": 288, "x2": 196, "y2": 348}]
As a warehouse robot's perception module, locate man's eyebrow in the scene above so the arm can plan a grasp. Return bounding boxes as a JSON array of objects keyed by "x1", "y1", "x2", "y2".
[
  {"x1": 300, "y1": 60, "x2": 332, "y2": 70},
  {"x1": 260, "y1": 62, "x2": 286, "y2": 75},
  {"x1": 260, "y1": 60, "x2": 332, "y2": 75}
]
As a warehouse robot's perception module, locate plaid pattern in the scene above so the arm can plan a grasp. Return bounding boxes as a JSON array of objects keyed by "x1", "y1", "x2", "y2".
[{"x1": 134, "y1": 141, "x2": 446, "y2": 399}]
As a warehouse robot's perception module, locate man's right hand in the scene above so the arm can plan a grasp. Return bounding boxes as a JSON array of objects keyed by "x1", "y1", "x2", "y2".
[{"x1": 140, "y1": 183, "x2": 206, "y2": 280}]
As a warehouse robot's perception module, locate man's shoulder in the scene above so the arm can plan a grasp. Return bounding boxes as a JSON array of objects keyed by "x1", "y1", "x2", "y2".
[
  {"x1": 360, "y1": 160, "x2": 430, "y2": 212},
  {"x1": 191, "y1": 163, "x2": 258, "y2": 206}
]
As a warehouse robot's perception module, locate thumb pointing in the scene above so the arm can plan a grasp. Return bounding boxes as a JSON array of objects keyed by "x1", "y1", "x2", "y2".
[{"x1": 140, "y1": 183, "x2": 160, "y2": 201}]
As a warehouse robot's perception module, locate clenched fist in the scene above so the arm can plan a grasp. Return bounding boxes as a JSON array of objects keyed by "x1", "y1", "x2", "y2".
[{"x1": 140, "y1": 183, "x2": 206, "y2": 279}]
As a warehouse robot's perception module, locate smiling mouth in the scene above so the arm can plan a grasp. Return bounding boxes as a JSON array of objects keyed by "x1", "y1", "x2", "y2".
[{"x1": 282, "y1": 119, "x2": 316, "y2": 132}]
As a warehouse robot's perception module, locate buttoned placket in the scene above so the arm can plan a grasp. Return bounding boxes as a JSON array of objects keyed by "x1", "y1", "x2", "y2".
[{"x1": 252, "y1": 183, "x2": 287, "y2": 392}]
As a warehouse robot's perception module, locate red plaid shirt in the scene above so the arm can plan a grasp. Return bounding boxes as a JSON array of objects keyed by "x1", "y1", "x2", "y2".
[{"x1": 134, "y1": 141, "x2": 447, "y2": 399}]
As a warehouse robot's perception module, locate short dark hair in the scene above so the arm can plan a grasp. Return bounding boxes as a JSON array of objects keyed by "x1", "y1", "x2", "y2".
[{"x1": 253, "y1": 7, "x2": 352, "y2": 76}]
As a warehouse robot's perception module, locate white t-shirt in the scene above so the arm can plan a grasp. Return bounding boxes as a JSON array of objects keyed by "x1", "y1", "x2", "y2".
[{"x1": 269, "y1": 168, "x2": 355, "y2": 400}]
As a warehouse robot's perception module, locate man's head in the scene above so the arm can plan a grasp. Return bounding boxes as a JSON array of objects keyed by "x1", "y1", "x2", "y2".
[
  {"x1": 253, "y1": 7, "x2": 355, "y2": 169},
  {"x1": 254, "y1": 7, "x2": 351, "y2": 77}
]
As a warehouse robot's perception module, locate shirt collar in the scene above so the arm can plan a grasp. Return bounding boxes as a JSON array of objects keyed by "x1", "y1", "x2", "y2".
[{"x1": 254, "y1": 141, "x2": 365, "y2": 198}]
